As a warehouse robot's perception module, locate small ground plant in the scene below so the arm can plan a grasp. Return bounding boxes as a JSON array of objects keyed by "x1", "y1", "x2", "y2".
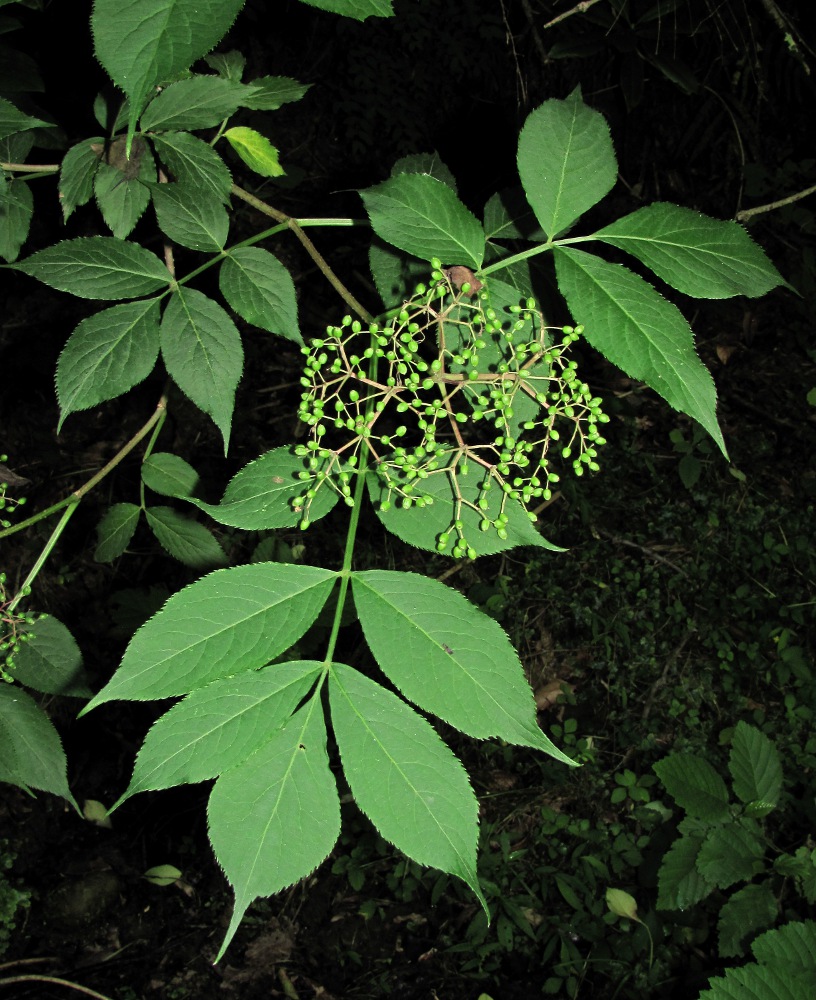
[{"x1": 0, "y1": 0, "x2": 786, "y2": 963}]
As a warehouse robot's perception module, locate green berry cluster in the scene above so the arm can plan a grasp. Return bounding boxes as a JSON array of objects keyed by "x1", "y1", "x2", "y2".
[
  {"x1": 0, "y1": 576, "x2": 35, "y2": 683},
  {"x1": 0, "y1": 455, "x2": 27, "y2": 530},
  {"x1": 292, "y1": 262, "x2": 609, "y2": 553}
]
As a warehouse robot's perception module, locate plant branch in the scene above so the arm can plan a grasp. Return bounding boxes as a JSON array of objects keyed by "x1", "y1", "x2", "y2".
[
  {"x1": 0, "y1": 392, "x2": 168, "y2": 541},
  {"x1": 0, "y1": 161, "x2": 59, "y2": 173},
  {"x1": 736, "y1": 183, "x2": 816, "y2": 222},
  {"x1": 0, "y1": 975, "x2": 115, "y2": 1000},
  {"x1": 541, "y1": 0, "x2": 604, "y2": 32},
  {"x1": 231, "y1": 183, "x2": 374, "y2": 322}
]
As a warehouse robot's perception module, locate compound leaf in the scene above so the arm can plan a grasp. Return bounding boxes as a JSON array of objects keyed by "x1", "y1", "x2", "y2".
[
  {"x1": 352, "y1": 570, "x2": 574, "y2": 764},
  {"x1": 594, "y1": 203, "x2": 786, "y2": 299},
  {"x1": 219, "y1": 247, "x2": 301, "y2": 343},
  {"x1": 151, "y1": 181, "x2": 229, "y2": 251},
  {"x1": 115, "y1": 660, "x2": 322, "y2": 805},
  {"x1": 360, "y1": 173, "x2": 484, "y2": 269},
  {"x1": 81, "y1": 562, "x2": 336, "y2": 707},
  {"x1": 145, "y1": 506, "x2": 227, "y2": 569},
  {"x1": 517, "y1": 89, "x2": 617, "y2": 239},
  {"x1": 57, "y1": 299, "x2": 161, "y2": 428},
  {"x1": 190, "y1": 446, "x2": 339, "y2": 529},
  {"x1": 208, "y1": 701, "x2": 340, "y2": 962},
  {"x1": 0, "y1": 685, "x2": 77, "y2": 807},
  {"x1": 554, "y1": 246, "x2": 726, "y2": 455},
  {"x1": 16, "y1": 237, "x2": 170, "y2": 299},
  {"x1": 330, "y1": 662, "x2": 487, "y2": 913},
  {"x1": 151, "y1": 131, "x2": 232, "y2": 203},
  {"x1": 142, "y1": 452, "x2": 200, "y2": 498},
  {"x1": 654, "y1": 753, "x2": 731, "y2": 822},
  {"x1": 729, "y1": 721, "x2": 782, "y2": 809},
  {"x1": 92, "y1": 0, "x2": 245, "y2": 142},
  {"x1": 160, "y1": 287, "x2": 243, "y2": 453},
  {"x1": 12, "y1": 616, "x2": 91, "y2": 699},
  {"x1": 94, "y1": 502, "x2": 141, "y2": 563}
]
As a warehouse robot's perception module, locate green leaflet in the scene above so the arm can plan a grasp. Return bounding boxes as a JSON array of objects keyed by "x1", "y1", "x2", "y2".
[
  {"x1": 208, "y1": 700, "x2": 340, "y2": 962},
  {"x1": 59, "y1": 138, "x2": 103, "y2": 222},
  {"x1": 0, "y1": 685, "x2": 78, "y2": 808},
  {"x1": 368, "y1": 239, "x2": 427, "y2": 309},
  {"x1": 517, "y1": 89, "x2": 617, "y2": 239},
  {"x1": 219, "y1": 247, "x2": 301, "y2": 343},
  {"x1": 81, "y1": 562, "x2": 337, "y2": 706},
  {"x1": 0, "y1": 175, "x2": 32, "y2": 262},
  {"x1": 151, "y1": 181, "x2": 229, "y2": 251},
  {"x1": 240, "y1": 75, "x2": 311, "y2": 110},
  {"x1": 56, "y1": 299, "x2": 162, "y2": 428},
  {"x1": 593, "y1": 202, "x2": 786, "y2": 299},
  {"x1": 190, "y1": 446, "x2": 339, "y2": 529},
  {"x1": 483, "y1": 187, "x2": 545, "y2": 242},
  {"x1": 729, "y1": 720, "x2": 782, "y2": 808},
  {"x1": 94, "y1": 140, "x2": 156, "y2": 239},
  {"x1": 716, "y1": 885, "x2": 778, "y2": 959},
  {"x1": 151, "y1": 131, "x2": 232, "y2": 204},
  {"x1": 298, "y1": 0, "x2": 394, "y2": 20},
  {"x1": 94, "y1": 502, "x2": 141, "y2": 563},
  {"x1": 697, "y1": 821, "x2": 766, "y2": 889},
  {"x1": 367, "y1": 470, "x2": 564, "y2": 557},
  {"x1": 351, "y1": 570, "x2": 575, "y2": 764},
  {"x1": 16, "y1": 237, "x2": 170, "y2": 299},
  {"x1": 223, "y1": 126, "x2": 284, "y2": 178},
  {"x1": 359, "y1": 173, "x2": 485, "y2": 269},
  {"x1": 11, "y1": 616, "x2": 91, "y2": 699},
  {"x1": 114, "y1": 660, "x2": 322, "y2": 805},
  {"x1": 139, "y1": 75, "x2": 248, "y2": 132},
  {"x1": 656, "y1": 835, "x2": 713, "y2": 910},
  {"x1": 330, "y1": 662, "x2": 487, "y2": 915},
  {"x1": 553, "y1": 245, "x2": 726, "y2": 455},
  {"x1": 141, "y1": 452, "x2": 200, "y2": 499},
  {"x1": 92, "y1": 0, "x2": 245, "y2": 144},
  {"x1": 204, "y1": 50, "x2": 246, "y2": 81},
  {"x1": 145, "y1": 506, "x2": 227, "y2": 569},
  {"x1": 700, "y1": 963, "x2": 810, "y2": 1000},
  {"x1": 391, "y1": 151, "x2": 457, "y2": 190},
  {"x1": 160, "y1": 287, "x2": 243, "y2": 453},
  {"x1": 752, "y1": 920, "x2": 816, "y2": 971},
  {"x1": 0, "y1": 95, "x2": 48, "y2": 140},
  {"x1": 653, "y1": 753, "x2": 731, "y2": 822}
]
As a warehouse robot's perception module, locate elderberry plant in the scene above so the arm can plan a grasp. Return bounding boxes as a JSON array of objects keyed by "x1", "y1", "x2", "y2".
[{"x1": 0, "y1": 0, "x2": 786, "y2": 963}]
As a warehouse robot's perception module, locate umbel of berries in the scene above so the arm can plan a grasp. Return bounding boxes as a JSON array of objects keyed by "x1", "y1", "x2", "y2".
[{"x1": 293, "y1": 260, "x2": 608, "y2": 554}]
